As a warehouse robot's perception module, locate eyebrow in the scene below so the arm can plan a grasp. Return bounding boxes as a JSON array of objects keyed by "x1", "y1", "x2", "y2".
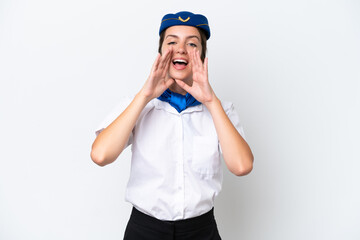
[{"x1": 165, "y1": 34, "x2": 200, "y2": 41}]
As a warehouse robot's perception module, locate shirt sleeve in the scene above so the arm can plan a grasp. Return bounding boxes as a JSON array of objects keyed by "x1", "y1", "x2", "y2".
[
  {"x1": 94, "y1": 97, "x2": 134, "y2": 148},
  {"x1": 220, "y1": 101, "x2": 247, "y2": 154}
]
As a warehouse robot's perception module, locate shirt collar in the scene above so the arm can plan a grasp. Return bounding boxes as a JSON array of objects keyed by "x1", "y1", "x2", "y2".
[{"x1": 154, "y1": 98, "x2": 203, "y2": 115}]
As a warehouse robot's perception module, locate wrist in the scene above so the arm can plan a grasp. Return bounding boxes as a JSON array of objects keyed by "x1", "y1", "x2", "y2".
[
  {"x1": 203, "y1": 94, "x2": 220, "y2": 110},
  {"x1": 136, "y1": 89, "x2": 153, "y2": 105}
]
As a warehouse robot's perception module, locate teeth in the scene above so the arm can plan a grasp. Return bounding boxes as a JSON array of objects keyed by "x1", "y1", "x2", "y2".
[{"x1": 173, "y1": 59, "x2": 188, "y2": 64}]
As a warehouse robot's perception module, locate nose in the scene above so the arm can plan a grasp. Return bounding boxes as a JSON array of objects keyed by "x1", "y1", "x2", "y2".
[{"x1": 176, "y1": 43, "x2": 187, "y2": 55}]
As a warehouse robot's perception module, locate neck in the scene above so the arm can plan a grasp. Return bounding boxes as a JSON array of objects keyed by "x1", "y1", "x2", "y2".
[{"x1": 168, "y1": 79, "x2": 192, "y2": 96}]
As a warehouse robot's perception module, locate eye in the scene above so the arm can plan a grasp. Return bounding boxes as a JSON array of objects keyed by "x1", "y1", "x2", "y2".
[
  {"x1": 188, "y1": 43, "x2": 197, "y2": 47},
  {"x1": 167, "y1": 41, "x2": 176, "y2": 45}
]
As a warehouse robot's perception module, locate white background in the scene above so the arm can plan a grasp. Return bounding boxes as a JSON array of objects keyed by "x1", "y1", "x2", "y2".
[{"x1": 1, "y1": 0, "x2": 359, "y2": 239}]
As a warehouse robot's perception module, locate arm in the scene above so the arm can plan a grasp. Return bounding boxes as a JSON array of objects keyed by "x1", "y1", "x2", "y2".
[
  {"x1": 174, "y1": 49, "x2": 254, "y2": 176},
  {"x1": 204, "y1": 98, "x2": 254, "y2": 176},
  {"x1": 91, "y1": 93, "x2": 149, "y2": 166},
  {"x1": 91, "y1": 49, "x2": 174, "y2": 166}
]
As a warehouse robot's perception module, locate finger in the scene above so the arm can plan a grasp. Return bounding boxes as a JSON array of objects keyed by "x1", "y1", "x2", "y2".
[
  {"x1": 164, "y1": 48, "x2": 173, "y2": 70},
  {"x1": 190, "y1": 49, "x2": 198, "y2": 71},
  {"x1": 165, "y1": 78, "x2": 175, "y2": 89},
  {"x1": 191, "y1": 48, "x2": 201, "y2": 71},
  {"x1": 195, "y1": 49, "x2": 203, "y2": 70},
  {"x1": 159, "y1": 48, "x2": 173, "y2": 70},
  {"x1": 204, "y1": 57, "x2": 208, "y2": 74},
  {"x1": 152, "y1": 53, "x2": 161, "y2": 72},
  {"x1": 160, "y1": 49, "x2": 173, "y2": 78},
  {"x1": 158, "y1": 50, "x2": 169, "y2": 70}
]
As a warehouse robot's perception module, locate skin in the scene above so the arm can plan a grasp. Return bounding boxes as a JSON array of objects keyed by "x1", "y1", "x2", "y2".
[
  {"x1": 91, "y1": 25, "x2": 254, "y2": 176},
  {"x1": 161, "y1": 25, "x2": 202, "y2": 95}
]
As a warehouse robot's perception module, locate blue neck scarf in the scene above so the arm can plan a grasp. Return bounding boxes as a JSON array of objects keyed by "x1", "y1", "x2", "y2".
[{"x1": 157, "y1": 89, "x2": 201, "y2": 113}]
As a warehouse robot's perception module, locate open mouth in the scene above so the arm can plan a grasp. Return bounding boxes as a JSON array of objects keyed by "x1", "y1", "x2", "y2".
[{"x1": 172, "y1": 59, "x2": 188, "y2": 70}]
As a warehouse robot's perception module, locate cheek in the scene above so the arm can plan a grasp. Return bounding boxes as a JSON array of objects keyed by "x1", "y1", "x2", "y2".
[
  {"x1": 188, "y1": 46, "x2": 202, "y2": 57},
  {"x1": 161, "y1": 44, "x2": 169, "y2": 54}
]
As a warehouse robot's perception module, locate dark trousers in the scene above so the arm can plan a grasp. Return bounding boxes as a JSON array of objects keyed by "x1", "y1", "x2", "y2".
[{"x1": 124, "y1": 207, "x2": 222, "y2": 240}]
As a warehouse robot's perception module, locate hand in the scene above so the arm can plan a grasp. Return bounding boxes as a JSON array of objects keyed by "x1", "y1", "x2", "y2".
[
  {"x1": 140, "y1": 48, "x2": 175, "y2": 101},
  {"x1": 174, "y1": 49, "x2": 216, "y2": 104}
]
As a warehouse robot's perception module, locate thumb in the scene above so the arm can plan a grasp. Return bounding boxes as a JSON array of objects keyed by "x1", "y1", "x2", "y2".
[{"x1": 165, "y1": 78, "x2": 175, "y2": 89}]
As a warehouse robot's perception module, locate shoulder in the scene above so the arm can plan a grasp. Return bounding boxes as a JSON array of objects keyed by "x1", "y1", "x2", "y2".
[
  {"x1": 111, "y1": 96, "x2": 157, "y2": 116},
  {"x1": 95, "y1": 96, "x2": 157, "y2": 135},
  {"x1": 220, "y1": 100, "x2": 236, "y2": 115},
  {"x1": 111, "y1": 96, "x2": 134, "y2": 112}
]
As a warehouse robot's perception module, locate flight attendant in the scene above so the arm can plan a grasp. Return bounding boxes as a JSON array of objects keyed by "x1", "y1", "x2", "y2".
[{"x1": 91, "y1": 11, "x2": 254, "y2": 240}]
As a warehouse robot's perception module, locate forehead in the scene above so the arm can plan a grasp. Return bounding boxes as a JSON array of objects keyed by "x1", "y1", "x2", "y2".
[{"x1": 164, "y1": 25, "x2": 201, "y2": 39}]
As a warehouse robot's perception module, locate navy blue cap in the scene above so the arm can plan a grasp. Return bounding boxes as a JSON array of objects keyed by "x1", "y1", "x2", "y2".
[{"x1": 159, "y1": 11, "x2": 210, "y2": 40}]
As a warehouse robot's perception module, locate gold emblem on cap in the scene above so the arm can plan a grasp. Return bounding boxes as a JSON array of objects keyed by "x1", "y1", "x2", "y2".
[{"x1": 178, "y1": 16, "x2": 190, "y2": 22}]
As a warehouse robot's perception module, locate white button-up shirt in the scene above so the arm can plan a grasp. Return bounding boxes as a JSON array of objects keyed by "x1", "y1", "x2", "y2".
[{"x1": 95, "y1": 98, "x2": 245, "y2": 221}]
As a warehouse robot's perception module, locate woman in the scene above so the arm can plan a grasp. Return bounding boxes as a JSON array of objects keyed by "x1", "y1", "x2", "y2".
[{"x1": 91, "y1": 11, "x2": 254, "y2": 240}]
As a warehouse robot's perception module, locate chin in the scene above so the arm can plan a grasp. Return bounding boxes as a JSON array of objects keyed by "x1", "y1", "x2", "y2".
[{"x1": 169, "y1": 69, "x2": 192, "y2": 82}]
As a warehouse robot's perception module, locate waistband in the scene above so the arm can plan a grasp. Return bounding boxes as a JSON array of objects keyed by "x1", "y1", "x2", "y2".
[{"x1": 129, "y1": 207, "x2": 216, "y2": 234}]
